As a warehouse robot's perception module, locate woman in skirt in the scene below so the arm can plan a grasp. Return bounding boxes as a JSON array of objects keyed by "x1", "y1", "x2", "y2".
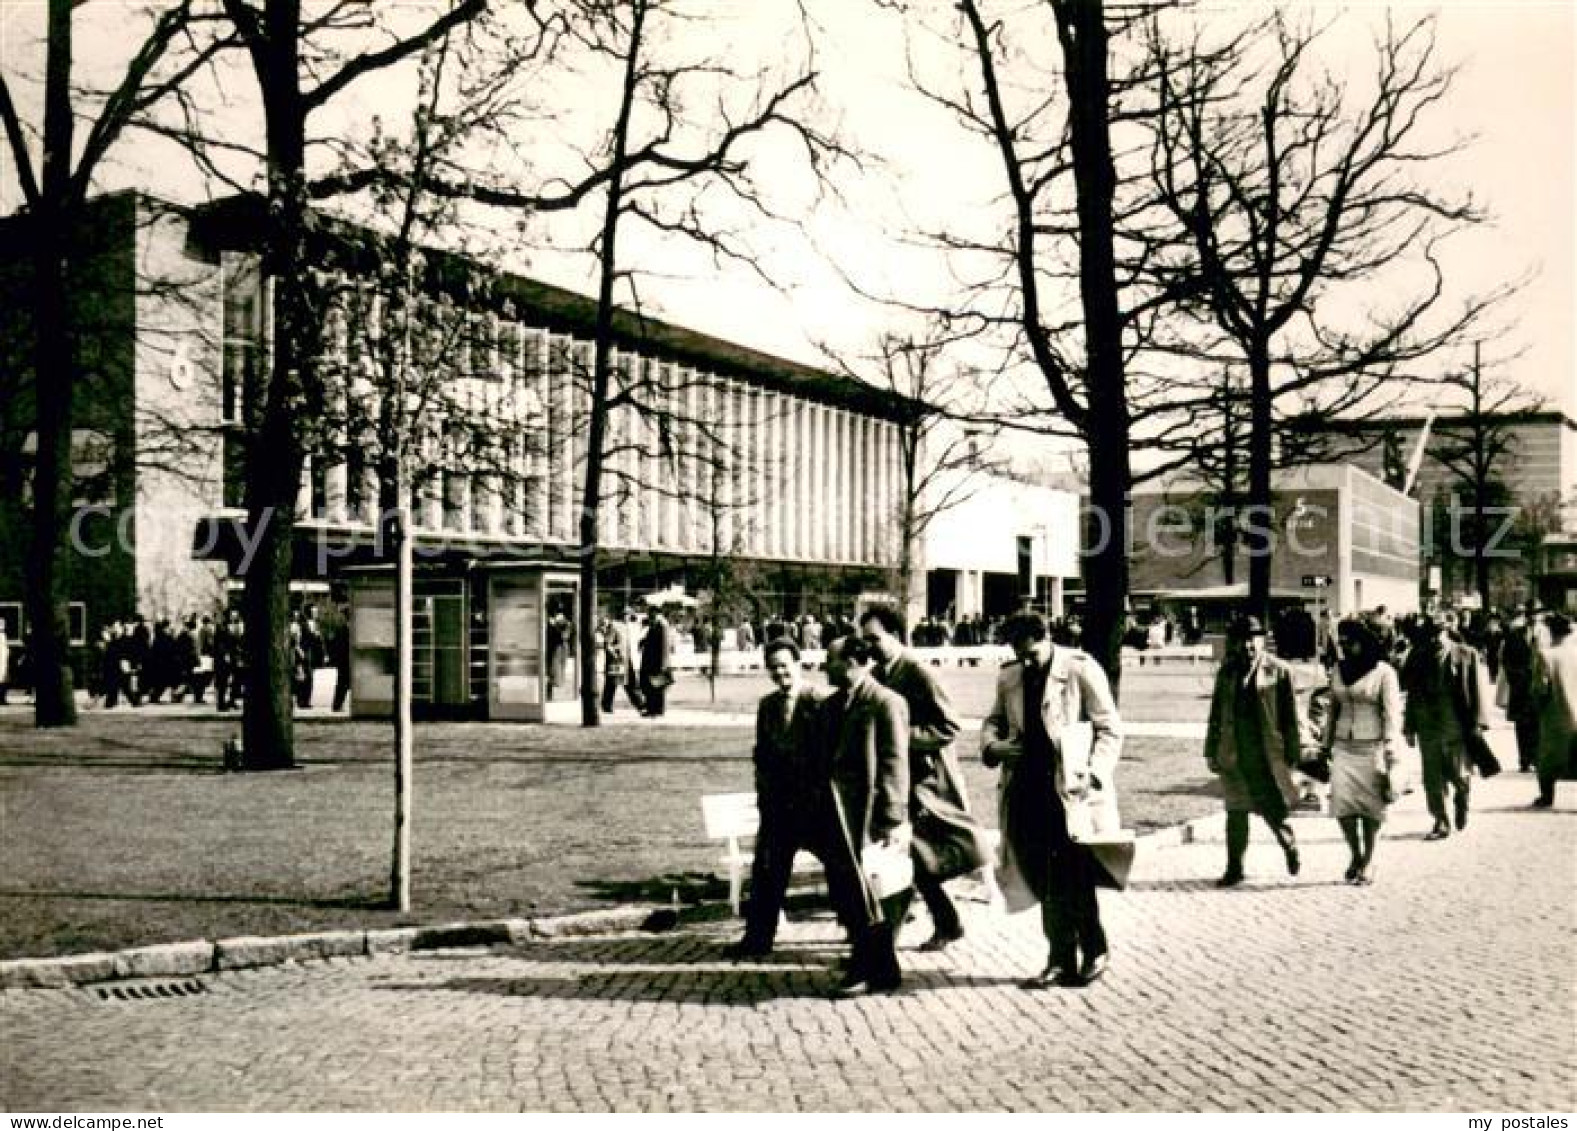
[{"x1": 1322, "y1": 619, "x2": 1403, "y2": 884}]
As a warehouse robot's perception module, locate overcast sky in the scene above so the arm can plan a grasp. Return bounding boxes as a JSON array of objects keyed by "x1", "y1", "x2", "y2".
[{"x1": 1, "y1": 0, "x2": 1571, "y2": 417}]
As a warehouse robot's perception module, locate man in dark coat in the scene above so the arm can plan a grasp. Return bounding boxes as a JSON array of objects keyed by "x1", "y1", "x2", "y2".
[
  {"x1": 859, "y1": 604, "x2": 991, "y2": 952},
  {"x1": 1202, "y1": 615, "x2": 1304, "y2": 886},
  {"x1": 639, "y1": 608, "x2": 674, "y2": 717},
  {"x1": 724, "y1": 638, "x2": 830, "y2": 958},
  {"x1": 1401, "y1": 610, "x2": 1492, "y2": 839},
  {"x1": 820, "y1": 633, "x2": 911, "y2": 997},
  {"x1": 1499, "y1": 611, "x2": 1542, "y2": 773}
]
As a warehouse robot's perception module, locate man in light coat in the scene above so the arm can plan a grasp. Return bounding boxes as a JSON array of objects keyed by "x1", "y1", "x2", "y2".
[
  {"x1": 859, "y1": 604, "x2": 991, "y2": 952},
  {"x1": 1530, "y1": 612, "x2": 1576, "y2": 809},
  {"x1": 1202, "y1": 615, "x2": 1304, "y2": 885},
  {"x1": 983, "y1": 611, "x2": 1123, "y2": 989},
  {"x1": 1400, "y1": 610, "x2": 1492, "y2": 839},
  {"x1": 820, "y1": 634, "x2": 911, "y2": 997}
]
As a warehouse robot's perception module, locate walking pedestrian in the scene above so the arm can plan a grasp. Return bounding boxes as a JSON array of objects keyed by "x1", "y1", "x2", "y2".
[
  {"x1": 820, "y1": 633, "x2": 911, "y2": 997},
  {"x1": 295, "y1": 606, "x2": 325, "y2": 709},
  {"x1": 1529, "y1": 612, "x2": 1576, "y2": 809},
  {"x1": 1499, "y1": 610, "x2": 1542, "y2": 773},
  {"x1": 858, "y1": 604, "x2": 991, "y2": 952},
  {"x1": 1400, "y1": 610, "x2": 1491, "y2": 840},
  {"x1": 982, "y1": 611, "x2": 1122, "y2": 989},
  {"x1": 639, "y1": 607, "x2": 674, "y2": 717},
  {"x1": 1320, "y1": 619, "x2": 1403, "y2": 884},
  {"x1": 724, "y1": 637, "x2": 828, "y2": 958},
  {"x1": 328, "y1": 605, "x2": 352, "y2": 712},
  {"x1": 213, "y1": 611, "x2": 242, "y2": 712},
  {"x1": 1202, "y1": 614, "x2": 1304, "y2": 886},
  {"x1": 596, "y1": 614, "x2": 628, "y2": 715}
]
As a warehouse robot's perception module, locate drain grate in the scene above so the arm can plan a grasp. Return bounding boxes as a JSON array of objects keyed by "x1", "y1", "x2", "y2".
[{"x1": 96, "y1": 978, "x2": 209, "y2": 1002}]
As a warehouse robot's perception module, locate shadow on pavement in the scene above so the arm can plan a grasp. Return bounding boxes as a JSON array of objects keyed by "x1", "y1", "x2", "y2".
[
  {"x1": 1124, "y1": 878, "x2": 1352, "y2": 892},
  {"x1": 375, "y1": 963, "x2": 1031, "y2": 1005},
  {"x1": 573, "y1": 872, "x2": 729, "y2": 906}
]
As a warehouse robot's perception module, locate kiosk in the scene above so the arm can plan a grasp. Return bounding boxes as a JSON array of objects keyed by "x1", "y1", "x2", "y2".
[{"x1": 347, "y1": 561, "x2": 581, "y2": 722}]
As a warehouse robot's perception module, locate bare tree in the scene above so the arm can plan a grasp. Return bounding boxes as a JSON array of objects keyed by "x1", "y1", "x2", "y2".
[
  {"x1": 390, "y1": 0, "x2": 850, "y2": 724},
  {"x1": 1147, "y1": 10, "x2": 1506, "y2": 619},
  {"x1": 1428, "y1": 344, "x2": 1546, "y2": 610},
  {"x1": 889, "y1": 0, "x2": 1253, "y2": 687},
  {"x1": 0, "y1": 0, "x2": 226, "y2": 726},
  {"x1": 824, "y1": 329, "x2": 995, "y2": 635},
  {"x1": 212, "y1": 0, "x2": 486, "y2": 769},
  {"x1": 910, "y1": 0, "x2": 1141, "y2": 685}
]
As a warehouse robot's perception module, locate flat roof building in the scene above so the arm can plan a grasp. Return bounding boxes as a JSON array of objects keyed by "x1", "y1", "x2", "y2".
[{"x1": 0, "y1": 193, "x2": 922, "y2": 712}]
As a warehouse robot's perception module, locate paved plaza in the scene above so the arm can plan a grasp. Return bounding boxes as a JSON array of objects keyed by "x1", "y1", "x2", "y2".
[{"x1": 2, "y1": 770, "x2": 1572, "y2": 1112}]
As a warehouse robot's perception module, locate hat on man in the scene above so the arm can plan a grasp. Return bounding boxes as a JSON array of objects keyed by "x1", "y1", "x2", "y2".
[{"x1": 1227, "y1": 614, "x2": 1266, "y2": 641}]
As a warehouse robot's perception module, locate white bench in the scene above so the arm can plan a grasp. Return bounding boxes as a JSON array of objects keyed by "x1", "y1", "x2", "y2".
[{"x1": 700, "y1": 792, "x2": 822, "y2": 916}]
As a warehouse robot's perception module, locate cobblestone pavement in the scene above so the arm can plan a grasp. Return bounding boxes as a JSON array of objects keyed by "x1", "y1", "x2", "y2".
[{"x1": 2, "y1": 773, "x2": 1572, "y2": 1112}]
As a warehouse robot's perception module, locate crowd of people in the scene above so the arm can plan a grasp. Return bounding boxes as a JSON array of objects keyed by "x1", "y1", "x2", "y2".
[
  {"x1": 725, "y1": 597, "x2": 1573, "y2": 998},
  {"x1": 1203, "y1": 602, "x2": 1575, "y2": 888},
  {"x1": 725, "y1": 604, "x2": 1120, "y2": 996},
  {"x1": 0, "y1": 604, "x2": 353, "y2": 714}
]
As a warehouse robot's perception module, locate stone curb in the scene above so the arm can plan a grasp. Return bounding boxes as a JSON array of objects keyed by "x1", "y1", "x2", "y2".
[{"x1": 0, "y1": 906, "x2": 656, "y2": 991}]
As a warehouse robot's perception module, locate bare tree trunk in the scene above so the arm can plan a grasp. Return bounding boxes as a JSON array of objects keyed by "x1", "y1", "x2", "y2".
[
  {"x1": 1054, "y1": 0, "x2": 1130, "y2": 692},
  {"x1": 1246, "y1": 338, "x2": 1273, "y2": 622},
  {"x1": 577, "y1": 0, "x2": 646, "y2": 727},
  {"x1": 26, "y1": 214, "x2": 78, "y2": 727},
  {"x1": 25, "y1": 0, "x2": 79, "y2": 728},
  {"x1": 237, "y1": 0, "x2": 312, "y2": 770}
]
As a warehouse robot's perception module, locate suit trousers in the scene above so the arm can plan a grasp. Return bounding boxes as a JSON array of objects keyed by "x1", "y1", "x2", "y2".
[
  {"x1": 743, "y1": 817, "x2": 838, "y2": 947},
  {"x1": 818, "y1": 833, "x2": 905, "y2": 986},
  {"x1": 913, "y1": 869, "x2": 961, "y2": 936},
  {"x1": 640, "y1": 674, "x2": 667, "y2": 716},
  {"x1": 1418, "y1": 730, "x2": 1471, "y2": 825},
  {"x1": 1515, "y1": 716, "x2": 1541, "y2": 771},
  {"x1": 1040, "y1": 844, "x2": 1107, "y2": 971}
]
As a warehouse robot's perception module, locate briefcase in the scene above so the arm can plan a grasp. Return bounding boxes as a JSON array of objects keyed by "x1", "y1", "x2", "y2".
[{"x1": 1465, "y1": 729, "x2": 1502, "y2": 779}]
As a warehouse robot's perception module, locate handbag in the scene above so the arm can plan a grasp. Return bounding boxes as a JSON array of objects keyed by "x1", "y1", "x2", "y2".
[
  {"x1": 1297, "y1": 751, "x2": 1333, "y2": 784},
  {"x1": 1464, "y1": 728, "x2": 1502, "y2": 779},
  {"x1": 911, "y1": 805, "x2": 992, "y2": 882},
  {"x1": 861, "y1": 841, "x2": 913, "y2": 900}
]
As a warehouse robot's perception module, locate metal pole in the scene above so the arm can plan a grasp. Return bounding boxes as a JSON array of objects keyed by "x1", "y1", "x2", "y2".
[{"x1": 393, "y1": 502, "x2": 413, "y2": 912}]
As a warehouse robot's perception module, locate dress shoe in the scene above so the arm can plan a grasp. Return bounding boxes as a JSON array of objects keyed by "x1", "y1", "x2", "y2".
[
  {"x1": 1284, "y1": 846, "x2": 1301, "y2": 877},
  {"x1": 1344, "y1": 859, "x2": 1362, "y2": 883},
  {"x1": 917, "y1": 927, "x2": 964, "y2": 953},
  {"x1": 1424, "y1": 823, "x2": 1450, "y2": 841},
  {"x1": 1018, "y1": 964, "x2": 1072, "y2": 990},
  {"x1": 1077, "y1": 952, "x2": 1110, "y2": 986},
  {"x1": 1454, "y1": 794, "x2": 1469, "y2": 831},
  {"x1": 1215, "y1": 868, "x2": 1245, "y2": 888},
  {"x1": 1357, "y1": 860, "x2": 1377, "y2": 886},
  {"x1": 830, "y1": 973, "x2": 900, "y2": 998},
  {"x1": 1530, "y1": 796, "x2": 1554, "y2": 809}
]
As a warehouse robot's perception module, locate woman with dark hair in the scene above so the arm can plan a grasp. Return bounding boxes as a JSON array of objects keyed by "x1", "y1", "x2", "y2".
[{"x1": 1322, "y1": 618, "x2": 1404, "y2": 884}]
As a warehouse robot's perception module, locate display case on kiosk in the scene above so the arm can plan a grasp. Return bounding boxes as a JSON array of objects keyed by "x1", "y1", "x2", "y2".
[
  {"x1": 344, "y1": 561, "x2": 580, "y2": 722},
  {"x1": 483, "y1": 563, "x2": 581, "y2": 722}
]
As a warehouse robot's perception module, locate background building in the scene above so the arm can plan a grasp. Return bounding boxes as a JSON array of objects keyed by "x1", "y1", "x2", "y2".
[
  {"x1": 0, "y1": 193, "x2": 920, "y2": 706},
  {"x1": 921, "y1": 472, "x2": 1080, "y2": 622},
  {"x1": 1298, "y1": 410, "x2": 1577, "y2": 609},
  {"x1": 1125, "y1": 463, "x2": 1421, "y2": 624}
]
